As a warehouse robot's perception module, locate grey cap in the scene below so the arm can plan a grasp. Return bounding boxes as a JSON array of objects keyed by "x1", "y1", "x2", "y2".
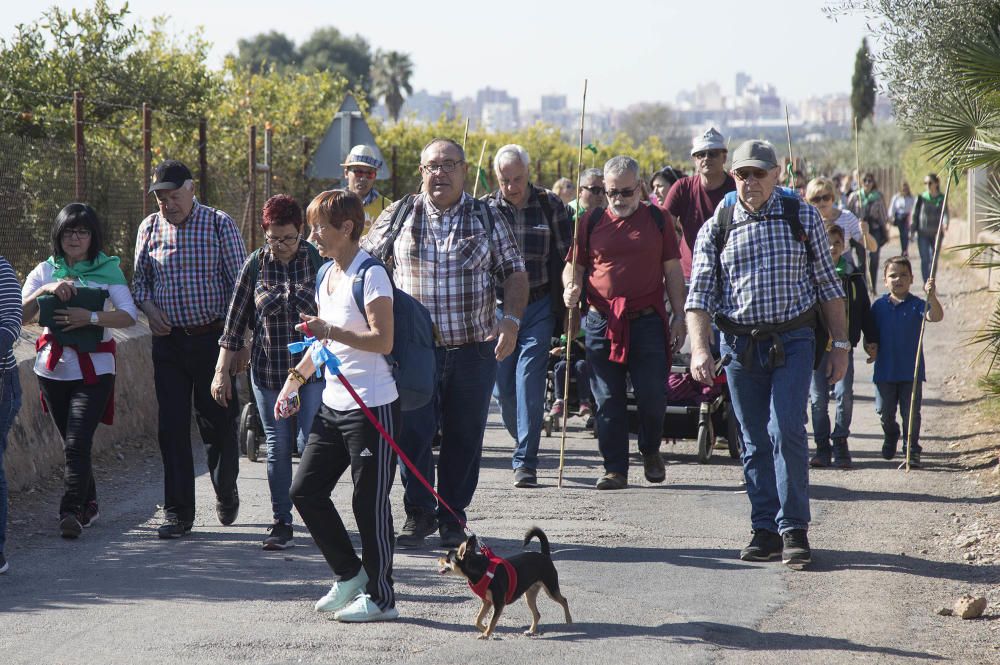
[
  {"x1": 731, "y1": 140, "x2": 778, "y2": 170},
  {"x1": 691, "y1": 127, "x2": 726, "y2": 155}
]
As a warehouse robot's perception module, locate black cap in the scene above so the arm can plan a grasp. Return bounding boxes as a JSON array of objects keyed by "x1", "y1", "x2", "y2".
[{"x1": 148, "y1": 160, "x2": 193, "y2": 194}]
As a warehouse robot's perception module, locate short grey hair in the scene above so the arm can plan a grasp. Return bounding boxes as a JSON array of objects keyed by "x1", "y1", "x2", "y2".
[
  {"x1": 579, "y1": 168, "x2": 603, "y2": 185},
  {"x1": 604, "y1": 155, "x2": 639, "y2": 179},
  {"x1": 494, "y1": 144, "x2": 530, "y2": 171},
  {"x1": 420, "y1": 137, "x2": 465, "y2": 162}
]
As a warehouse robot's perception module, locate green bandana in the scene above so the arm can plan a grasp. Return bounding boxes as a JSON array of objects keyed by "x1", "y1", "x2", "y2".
[
  {"x1": 46, "y1": 252, "x2": 127, "y2": 286},
  {"x1": 859, "y1": 189, "x2": 881, "y2": 208},
  {"x1": 834, "y1": 256, "x2": 849, "y2": 277},
  {"x1": 920, "y1": 191, "x2": 945, "y2": 205}
]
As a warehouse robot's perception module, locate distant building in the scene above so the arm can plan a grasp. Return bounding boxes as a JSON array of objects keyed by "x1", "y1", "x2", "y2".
[
  {"x1": 541, "y1": 94, "x2": 567, "y2": 113},
  {"x1": 481, "y1": 102, "x2": 518, "y2": 132},
  {"x1": 735, "y1": 71, "x2": 751, "y2": 98},
  {"x1": 400, "y1": 89, "x2": 455, "y2": 123},
  {"x1": 476, "y1": 87, "x2": 520, "y2": 126}
]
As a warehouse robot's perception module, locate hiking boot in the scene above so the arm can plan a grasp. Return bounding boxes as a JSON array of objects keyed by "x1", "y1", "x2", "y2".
[
  {"x1": 157, "y1": 517, "x2": 193, "y2": 539},
  {"x1": 81, "y1": 501, "x2": 99, "y2": 528},
  {"x1": 642, "y1": 451, "x2": 666, "y2": 483},
  {"x1": 596, "y1": 472, "x2": 628, "y2": 490},
  {"x1": 740, "y1": 529, "x2": 783, "y2": 561},
  {"x1": 315, "y1": 569, "x2": 369, "y2": 613},
  {"x1": 881, "y1": 432, "x2": 899, "y2": 460},
  {"x1": 782, "y1": 529, "x2": 812, "y2": 569},
  {"x1": 0, "y1": 553, "x2": 7, "y2": 574},
  {"x1": 262, "y1": 521, "x2": 294, "y2": 550},
  {"x1": 216, "y1": 489, "x2": 240, "y2": 526},
  {"x1": 832, "y1": 438, "x2": 852, "y2": 469},
  {"x1": 513, "y1": 467, "x2": 538, "y2": 488},
  {"x1": 809, "y1": 454, "x2": 831, "y2": 468},
  {"x1": 334, "y1": 593, "x2": 400, "y2": 622},
  {"x1": 59, "y1": 512, "x2": 83, "y2": 539},
  {"x1": 396, "y1": 511, "x2": 437, "y2": 549},
  {"x1": 439, "y1": 522, "x2": 466, "y2": 548},
  {"x1": 901, "y1": 448, "x2": 922, "y2": 469},
  {"x1": 548, "y1": 400, "x2": 564, "y2": 420}
]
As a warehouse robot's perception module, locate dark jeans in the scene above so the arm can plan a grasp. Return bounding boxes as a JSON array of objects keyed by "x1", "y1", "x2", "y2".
[
  {"x1": 875, "y1": 380, "x2": 922, "y2": 454},
  {"x1": 291, "y1": 401, "x2": 399, "y2": 610},
  {"x1": 585, "y1": 310, "x2": 667, "y2": 475},
  {"x1": 0, "y1": 369, "x2": 22, "y2": 554},
  {"x1": 398, "y1": 341, "x2": 496, "y2": 527},
  {"x1": 38, "y1": 374, "x2": 114, "y2": 516},
  {"x1": 152, "y1": 331, "x2": 239, "y2": 522},
  {"x1": 894, "y1": 214, "x2": 910, "y2": 255},
  {"x1": 917, "y1": 235, "x2": 935, "y2": 283},
  {"x1": 553, "y1": 358, "x2": 592, "y2": 405}
]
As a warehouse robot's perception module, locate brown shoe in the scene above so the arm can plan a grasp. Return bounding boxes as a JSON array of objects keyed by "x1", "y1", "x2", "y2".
[
  {"x1": 642, "y1": 451, "x2": 666, "y2": 483},
  {"x1": 596, "y1": 472, "x2": 628, "y2": 490}
]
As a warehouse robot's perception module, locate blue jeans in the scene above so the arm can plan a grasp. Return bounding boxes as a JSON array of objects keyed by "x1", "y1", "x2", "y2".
[
  {"x1": 722, "y1": 327, "x2": 814, "y2": 534},
  {"x1": 494, "y1": 297, "x2": 554, "y2": 472},
  {"x1": 875, "y1": 381, "x2": 922, "y2": 454},
  {"x1": 585, "y1": 310, "x2": 667, "y2": 475},
  {"x1": 397, "y1": 341, "x2": 496, "y2": 527},
  {"x1": 553, "y1": 358, "x2": 591, "y2": 405},
  {"x1": 252, "y1": 377, "x2": 323, "y2": 524},
  {"x1": 917, "y1": 235, "x2": 934, "y2": 283},
  {"x1": 0, "y1": 369, "x2": 22, "y2": 555},
  {"x1": 809, "y1": 351, "x2": 855, "y2": 452}
]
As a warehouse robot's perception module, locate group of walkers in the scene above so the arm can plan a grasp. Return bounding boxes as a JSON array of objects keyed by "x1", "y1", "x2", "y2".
[{"x1": 0, "y1": 129, "x2": 948, "y2": 612}]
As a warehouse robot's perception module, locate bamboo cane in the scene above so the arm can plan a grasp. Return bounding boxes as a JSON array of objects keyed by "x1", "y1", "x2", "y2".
[
  {"x1": 471, "y1": 139, "x2": 488, "y2": 199},
  {"x1": 855, "y1": 117, "x2": 873, "y2": 294},
  {"x1": 784, "y1": 105, "x2": 795, "y2": 174},
  {"x1": 901, "y1": 167, "x2": 953, "y2": 472},
  {"x1": 461, "y1": 117, "x2": 470, "y2": 154},
  {"x1": 558, "y1": 79, "x2": 588, "y2": 489}
]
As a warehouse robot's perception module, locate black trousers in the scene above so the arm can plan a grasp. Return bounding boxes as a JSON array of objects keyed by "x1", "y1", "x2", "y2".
[
  {"x1": 152, "y1": 331, "x2": 239, "y2": 522},
  {"x1": 291, "y1": 400, "x2": 399, "y2": 610},
  {"x1": 38, "y1": 374, "x2": 114, "y2": 516}
]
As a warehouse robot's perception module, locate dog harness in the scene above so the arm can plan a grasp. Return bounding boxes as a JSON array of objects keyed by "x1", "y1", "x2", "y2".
[{"x1": 468, "y1": 546, "x2": 518, "y2": 604}]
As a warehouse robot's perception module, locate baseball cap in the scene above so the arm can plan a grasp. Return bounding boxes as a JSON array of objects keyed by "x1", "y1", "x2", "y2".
[
  {"x1": 691, "y1": 127, "x2": 726, "y2": 155},
  {"x1": 148, "y1": 160, "x2": 193, "y2": 193},
  {"x1": 342, "y1": 145, "x2": 383, "y2": 170},
  {"x1": 730, "y1": 140, "x2": 778, "y2": 170}
]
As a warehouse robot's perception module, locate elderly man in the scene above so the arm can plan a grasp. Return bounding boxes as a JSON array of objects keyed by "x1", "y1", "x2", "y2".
[
  {"x1": 485, "y1": 144, "x2": 571, "y2": 488},
  {"x1": 663, "y1": 127, "x2": 736, "y2": 280},
  {"x1": 567, "y1": 167, "x2": 605, "y2": 220},
  {"x1": 133, "y1": 160, "x2": 248, "y2": 539},
  {"x1": 563, "y1": 156, "x2": 687, "y2": 490},
  {"x1": 362, "y1": 138, "x2": 527, "y2": 548},
  {"x1": 342, "y1": 144, "x2": 392, "y2": 231},
  {"x1": 685, "y1": 140, "x2": 848, "y2": 568}
]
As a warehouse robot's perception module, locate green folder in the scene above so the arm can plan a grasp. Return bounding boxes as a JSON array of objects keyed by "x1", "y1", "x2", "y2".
[{"x1": 37, "y1": 287, "x2": 110, "y2": 353}]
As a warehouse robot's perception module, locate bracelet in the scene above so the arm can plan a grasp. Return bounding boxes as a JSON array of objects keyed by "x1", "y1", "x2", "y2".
[{"x1": 288, "y1": 368, "x2": 307, "y2": 385}]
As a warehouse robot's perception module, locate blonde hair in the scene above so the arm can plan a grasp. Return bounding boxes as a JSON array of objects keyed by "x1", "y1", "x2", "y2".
[
  {"x1": 805, "y1": 177, "x2": 835, "y2": 202},
  {"x1": 552, "y1": 177, "x2": 573, "y2": 197}
]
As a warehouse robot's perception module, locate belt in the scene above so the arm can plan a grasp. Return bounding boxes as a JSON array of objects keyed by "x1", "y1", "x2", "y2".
[
  {"x1": 714, "y1": 307, "x2": 818, "y2": 369},
  {"x1": 171, "y1": 320, "x2": 224, "y2": 336},
  {"x1": 588, "y1": 305, "x2": 656, "y2": 320}
]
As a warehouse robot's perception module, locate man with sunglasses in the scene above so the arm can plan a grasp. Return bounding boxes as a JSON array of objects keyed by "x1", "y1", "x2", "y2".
[
  {"x1": 567, "y1": 168, "x2": 605, "y2": 220},
  {"x1": 662, "y1": 128, "x2": 736, "y2": 280},
  {"x1": 342, "y1": 145, "x2": 392, "y2": 233},
  {"x1": 563, "y1": 156, "x2": 687, "y2": 490},
  {"x1": 685, "y1": 140, "x2": 848, "y2": 569}
]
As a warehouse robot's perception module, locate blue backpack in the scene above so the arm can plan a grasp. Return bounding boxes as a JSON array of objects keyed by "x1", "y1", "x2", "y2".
[{"x1": 315, "y1": 256, "x2": 437, "y2": 412}]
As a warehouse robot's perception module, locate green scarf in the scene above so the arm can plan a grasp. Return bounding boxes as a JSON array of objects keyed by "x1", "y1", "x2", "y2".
[
  {"x1": 46, "y1": 252, "x2": 127, "y2": 286},
  {"x1": 920, "y1": 191, "x2": 945, "y2": 205},
  {"x1": 859, "y1": 189, "x2": 881, "y2": 208},
  {"x1": 834, "y1": 256, "x2": 849, "y2": 277}
]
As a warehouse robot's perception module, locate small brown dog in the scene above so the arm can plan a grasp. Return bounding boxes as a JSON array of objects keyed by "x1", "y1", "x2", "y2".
[{"x1": 437, "y1": 527, "x2": 572, "y2": 638}]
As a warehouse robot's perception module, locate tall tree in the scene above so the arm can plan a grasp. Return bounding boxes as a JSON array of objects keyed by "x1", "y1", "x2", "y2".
[
  {"x1": 850, "y1": 37, "x2": 877, "y2": 127},
  {"x1": 298, "y1": 27, "x2": 371, "y2": 93},
  {"x1": 617, "y1": 102, "x2": 687, "y2": 159},
  {"x1": 234, "y1": 31, "x2": 297, "y2": 73},
  {"x1": 370, "y1": 50, "x2": 413, "y2": 122}
]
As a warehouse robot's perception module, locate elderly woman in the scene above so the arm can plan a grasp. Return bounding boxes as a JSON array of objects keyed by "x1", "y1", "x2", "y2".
[
  {"x1": 847, "y1": 172, "x2": 890, "y2": 293},
  {"x1": 21, "y1": 204, "x2": 137, "y2": 539},
  {"x1": 277, "y1": 189, "x2": 399, "y2": 623},
  {"x1": 805, "y1": 177, "x2": 877, "y2": 271},
  {"x1": 214, "y1": 194, "x2": 325, "y2": 551},
  {"x1": 551, "y1": 177, "x2": 575, "y2": 205},
  {"x1": 0, "y1": 255, "x2": 22, "y2": 573}
]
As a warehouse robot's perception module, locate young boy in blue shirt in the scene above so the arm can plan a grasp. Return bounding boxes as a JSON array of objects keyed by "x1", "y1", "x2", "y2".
[{"x1": 866, "y1": 256, "x2": 944, "y2": 468}]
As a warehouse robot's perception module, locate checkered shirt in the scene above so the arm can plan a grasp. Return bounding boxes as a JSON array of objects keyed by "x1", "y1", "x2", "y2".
[
  {"x1": 485, "y1": 186, "x2": 572, "y2": 290},
  {"x1": 361, "y1": 192, "x2": 525, "y2": 346},
  {"x1": 0, "y1": 256, "x2": 21, "y2": 374},
  {"x1": 685, "y1": 191, "x2": 844, "y2": 325},
  {"x1": 133, "y1": 200, "x2": 247, "y2": 328}
]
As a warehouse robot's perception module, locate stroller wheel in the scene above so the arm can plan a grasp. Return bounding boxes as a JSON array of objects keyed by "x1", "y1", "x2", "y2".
[
  {"x1": 696, "y1": 418, "x2": 714, "y2": 464},
  {"x1": 544, "y1": 415, "x2": 553, "y2": 437},
  {"x1": 245, "y1": 428, "x2": 258, "y2": 463},
  {"x1": 238, "y1": 403, "x2": 254, "y2": 457}
]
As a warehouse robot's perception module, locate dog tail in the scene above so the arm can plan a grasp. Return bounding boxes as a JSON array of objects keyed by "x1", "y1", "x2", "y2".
[{"x1": 523, "y1": 527, "x2": 550, "y2": 557}]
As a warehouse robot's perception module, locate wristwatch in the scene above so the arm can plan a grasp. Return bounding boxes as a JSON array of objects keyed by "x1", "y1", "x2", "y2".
[
  {"x1": 90, "y1": 311, "x2": 99, "y2": 326},
  {"x1": 502, "y1": 313, "x2": 521, "y2": 328},
  {"x1": 831, "y1": 340, "x2": 851, "y2": 351}
]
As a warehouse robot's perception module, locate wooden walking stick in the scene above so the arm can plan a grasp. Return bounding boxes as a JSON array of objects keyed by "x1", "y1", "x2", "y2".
[
  {"x1": 471, "y1": 139, "x2": 488, "y2": 199},
  {"x1": 558, "y1": 79, "x2": 588, "y2": 489},
  {"x1": 855, "y1": 117, "x2": 873, "y2": 294},
  {"x1": 901, "y1": 166, "x2": 954, "y2": 472},
  {"x1": 784, "y1": 105, "x2": 795, "y2": 177},
  {"x1": 461, "y1": 117, "x2": 470, "y2": 154}
]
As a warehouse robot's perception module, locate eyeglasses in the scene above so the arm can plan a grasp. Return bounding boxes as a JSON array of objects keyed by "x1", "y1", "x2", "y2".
[
  {"x1": 420, "y1": 160, "x2": 464, "y2": 174},
  {"x1": 606, "y1": 187, "x2": 638, "y2": 199},
  {"x1": 62, "y1": 228, "x2": 92, "y2": 240},
  {"x1": 693, "y1": 150, "x2": 724, "y2": 160},
  {"x1": 580, "y1": 185, "x2": 605, "y2": 195},
  {"x1": 348, "y1": 168, "x2": 377, "y2": 179},
  {"x1": 265, "y1": 233, "x2": 300, "y2": 247},
  {"x1": 808, "y1": 194, "x2": 833, "y2": 204},
  {"x1": 733, "y1": 168, "x2": 770, "y2": 182}
]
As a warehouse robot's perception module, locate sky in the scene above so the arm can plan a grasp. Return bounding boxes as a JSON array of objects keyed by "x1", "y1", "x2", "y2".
[{"x1": 0, "y1": 0, "x2": 875, "y2": 111}]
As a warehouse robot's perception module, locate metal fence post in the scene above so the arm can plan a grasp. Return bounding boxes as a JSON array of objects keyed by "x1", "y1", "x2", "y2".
[
  {"x1": 74, "y1": 91, "x2": 86, "y2": 200},
  {"x1": 249, "y1": 124, "x2": 257, "y2": 248},
  {"x1": 391, "y1": 146, "x2": 398, "y2": 200},
  {"x1": 142, "y1": 103, "x2": 151, "y2": 218},
  {"x1": 302, "y1": 136, "x2": 311, "y2": 209},
  {"x1": 263, "y1": 123, "x2": 273, "y2": 202},
  {"x1": 199, "y1": 117, "x2": 208, "y2": 205}
]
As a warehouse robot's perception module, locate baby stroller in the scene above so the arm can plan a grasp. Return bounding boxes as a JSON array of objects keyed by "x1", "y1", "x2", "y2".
[
  {"x1": 542, "y1": 335, "x2": 597, "y2": 438},
  {"x1": 238, "y1": 374, "x2": 266, "y2": 462}
]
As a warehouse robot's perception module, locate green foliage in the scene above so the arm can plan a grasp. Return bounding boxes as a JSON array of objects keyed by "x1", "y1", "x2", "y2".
[
  {"x1": 235, "y1": 31, "x2": 298, "y2": 73},
  {"x1": 298, "y1": 27, "x2": 371, "y2": 94},
  {"x1": 850, "y1": 38, "x2": 876, "y2": 127},
  {"x1": 617, "y1": 103, "x2": 690, "y2": 160},
  {"x1": 371, "y1": 50, "x2": 414, "y2": 122},
  {"x1": 800, "y1": 122, "x2": 910, "y2": 176}
]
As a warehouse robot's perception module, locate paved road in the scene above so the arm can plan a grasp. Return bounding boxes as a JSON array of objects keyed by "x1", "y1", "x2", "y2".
[{"x1": 3, "y1": 274, "x2": 998, "y2": 664}]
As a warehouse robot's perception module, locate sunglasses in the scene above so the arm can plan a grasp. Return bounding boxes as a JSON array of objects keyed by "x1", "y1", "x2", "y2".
[
  {"x1": 606, "y1": 187, "x2": 638, "y2": 198},
  {"x1": 580, "y1": 185, "x2": 605, "y2": 195},
  {"x1": 733, "y1": 168, "x2": 770, "y2": 182},
  {"x1": 348, "y1": 168, "x2": 377, "y2": 179},
  {"x1": 693, "y1": 150, "x2": 724, "y2": 160},
  {"x1": 808, "y1": 194, "x2": 833, "y2": 204}
]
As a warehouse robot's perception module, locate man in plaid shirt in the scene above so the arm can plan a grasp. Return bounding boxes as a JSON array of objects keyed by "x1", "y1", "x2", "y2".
[
  {"x1": 133, "y1": 160, "x2": 247, "y2": 539},
  {"x1": 361, "y1": 138, "x2": 527, "y2": 549},
  {"x1": 685, "y1": 140, "x2": 847, "y2": 569},
  {"x1": 485, "y1": 144, "x2": 572, "y2": 489}
]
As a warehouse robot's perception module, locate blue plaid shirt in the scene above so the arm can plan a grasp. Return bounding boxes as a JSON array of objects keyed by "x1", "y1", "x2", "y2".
[{"x1": 685, "y1": 191, "x2": 844, "y2": 325}]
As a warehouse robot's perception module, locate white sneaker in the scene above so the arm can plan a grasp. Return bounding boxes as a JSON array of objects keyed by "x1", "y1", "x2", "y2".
[
  {"x1": 314, "y1": 569, "x2": 369, "y2": 613},
  {"x1": 333, "y1": 593, "x2": 399, "y2": 622}
]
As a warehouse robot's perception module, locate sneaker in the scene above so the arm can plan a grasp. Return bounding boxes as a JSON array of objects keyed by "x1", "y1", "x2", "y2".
[
  {"x1": 59, "y1": 512, "x2": 83, "y2": 539},
  {"x1": 832, "y1": 438, "x2": 852, "y2": 469},
  {"x1": 396, "y1": 511, "x2": 437, "y2": 549},
  {"x1": 881, "y1": 432, "x2": 899, "y2": 460},
  {"x1": 577, "y1": 402, "x2": 592, "y2": 418},
  {"x1": 157, "y1": 517, "x2": 194, "y2": 539},
  {"x1": 81, "y1": 501, "x2": 99, "y2": 528},
  {"x1": 0, "y1": 553, "x2": 8, "y2": 574},
  {"x1": 782, "y1": 529, "x2": 812, "y2": 569},
  {"x1": 315, "y1": 569, "x2": 369, "y2": 613},
  {"x1": 901, "y1": 449, "x2": 922, "y2": 469},
  {"x1": 333, "y1": 593, "x2": 400, "y2": 623},
  {"x1": 216, "y1": 489, "x2": 240, "y2": 526},
  {"x1": 439, "y1": 522, "x2": 467, "y2": 548},
  {"x1": 513, "y1": 467, "x2": 538, "y2": 488},
  {"x1": 740, "y1": 529, "x2": 783, "y2": 561},
  {"x1": 262, "y1": 521, "x2": 294, "y2": 550},
  {"x1": 548, "y1": 400, "x2": 564, "y2": 419},
  {"x1": 642, "y1": 451, "x2": 666, "y2": 483},
  {"x1": 595, "y1": 472, "x2": 628, "y2": 490}
]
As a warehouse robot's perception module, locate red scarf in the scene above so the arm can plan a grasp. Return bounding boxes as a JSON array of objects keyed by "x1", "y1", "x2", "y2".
[
  {"x1": 36, "y1": 333, "x2": 116, "y2": 425},
  {"x1": 467, "y1": 546, "x2": 518, "y2": 605}
]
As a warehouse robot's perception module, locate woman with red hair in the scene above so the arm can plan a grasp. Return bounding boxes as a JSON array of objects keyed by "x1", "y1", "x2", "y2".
[{"x1": 213, "y1": 194, "x2": 325, "y2": 550}]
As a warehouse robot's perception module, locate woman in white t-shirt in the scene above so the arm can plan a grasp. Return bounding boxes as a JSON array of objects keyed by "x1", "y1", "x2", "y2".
[
  {"x1": 21, "y1": 204, "x2": 138, "y2": 539},
  {"x1": 276, "y1": 189, "x2": 399, "y2": 623},
  {"x1": 805, "y1": 177, "x2": 877, "y2": 271}
]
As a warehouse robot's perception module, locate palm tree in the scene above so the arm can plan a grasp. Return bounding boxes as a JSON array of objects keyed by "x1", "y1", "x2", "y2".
[{"x1": 371, "y1": 50, "x2": 413, "y2": 122}]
